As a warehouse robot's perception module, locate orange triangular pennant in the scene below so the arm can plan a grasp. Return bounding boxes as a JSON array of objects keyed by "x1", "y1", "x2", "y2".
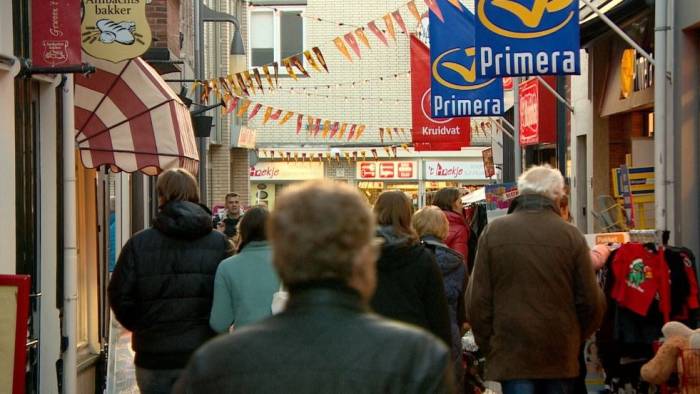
[
  {"x1": 279, "y1": 111, "x2": 294, "y2": 125},
  {"x1": 392, "y1": 10, "x2": 409, "y2": 36},
  {"x1": 282, "y1": 58, "x2": 298, "y2": 80},
  {"x1": 262, "y1": 106, "x2": 273, "y2": 124},
  {"x1": 344, "y1": 33, "x2": 362, "y2": 58},
  {"x1": 383, "y1": 14, "x2": 396, "y2": 42},
  {"x1": 355, "y1": 28, "x2": 371, "y2": 49},
  {"x1": 303, "y1": 50, "x2": 321, "y2": 72},
  {"x1": 407, "y1": 1, "x2": 422, "y2": 23},
  {"x1": 333, "y1": 37, "x2": 353, "y2": 62}
]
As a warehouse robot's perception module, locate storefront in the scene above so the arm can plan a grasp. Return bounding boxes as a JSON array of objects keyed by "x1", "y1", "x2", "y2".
[
  {"x1": 249, "y1": 161, "x2": 325, "y2": 208},
  {"x1": 356, "y1": 160, "x2": 420, "y2": 206}
]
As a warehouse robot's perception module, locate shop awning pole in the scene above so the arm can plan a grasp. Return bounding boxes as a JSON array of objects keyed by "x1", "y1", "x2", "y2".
[
  {"x1": 513, "y1": 77, "x2": 522, "y2": 178},
  {"x1": 61, "y1": 74, "x2": 78, "y2": 394},
  {"x1": 579, "y1": 0, "x2": 655, "y2": 66},
  {"x1": 654, "y1": 0, "x2": 668, "y2": 232},
  {"x1": 487, "y1": 117, "x2": 514, "y2": 141}
]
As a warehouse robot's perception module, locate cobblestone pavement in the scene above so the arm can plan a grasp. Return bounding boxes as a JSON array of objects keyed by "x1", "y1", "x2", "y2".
[{"x1": 106, "y1": 317, "x2": 138, "y2": 394}]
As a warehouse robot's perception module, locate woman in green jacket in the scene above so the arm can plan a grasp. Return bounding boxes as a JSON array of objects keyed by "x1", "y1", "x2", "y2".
[{"x1": 210, "y1": 207, "x2": 280, "y2": 333}]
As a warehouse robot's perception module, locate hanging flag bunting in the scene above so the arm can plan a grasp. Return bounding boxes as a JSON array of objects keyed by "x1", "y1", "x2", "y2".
[
  {"x1": 355, "y1": 28, "x2": 371, "y2": 49},
  {"x1": 286, "y1": 152, "x2": 292, "y2": 161},
  {"x1": 411, "y1": 35, "x2": 471, "y2": 150},
  {"x1": 312, "y1": 47, "x2": 329, "y2": 72},
  {"x1": 371, "y1": 149, "x2": 378, "y2": 160},
  {"x1": 302, "y1": 153, "x2": 307, "y2": 161},
  {"x1": 296, "y1": 114, "x2": 304, "y2": 134},
  {"x1": 248, "y1": 103, "x2": 263, "y2": 120},
  {"x1": 219, "y1": 77, "x2": 232, "y2": 99},
  {"x1": 344, "y1": 152, "x2": 351, "y2": 163},
  {"x1": 384, "y1": 147, "x2": 392, "y2": 157},
  {"x1": 348, "y1": 124, "x2": 357, "y2": 140},
  {"x1": 273, "y1": 62, "x2": 280, "y2": 86},
  {"x1": 407, "y1": 0, "x2": 422, "y2": 23},
  {"x1": 401, "y1": 144, "x2": 410, "y2": 152},
  {"x1": 253, "y1": 69, "x2": 265, "y2": 93},
  {"x1": 314, "y1": 118, "x2": 322, "y2": 137},
  {"x1": 270, "y1": 109, "x2": 283, "y2": 120},
  {"x1": 383, "y1": 14, "x2": 397, "y2": 42},
  {"x1": 317, "y1": 153, "x2": 324, "y2": 162},
  {"x1": 226, "y1": 96, "x2": 239, "y2": 114},
  {"x1": 430, "y1": 2, "x2": 504, "y2": 117},
  {"x1": 333, "y1": 37, "x2": 353, "y2": 62},
  {"x1": 279, "y1": 111, "x2": 294, "y2": 125},
  {"x1": 304, "y1": 50, "x2": 321, "y2": 72},
  {"x1": 447, "y1": 0, "x2": 462, "y2": 11},
  {"x1": 307, "y1": 116, "x2": 315, "y2": 135},
  {"x1": 262, "y1": 106, "x2": 274, "y2": 124},
  {"x1": 392, "y1": 10, "x2": 409, "y2": 36},
  {"x1": 236, "y1": 74, "x2": 250, "y2": 96},
  {"x1": 355, "y1": 125, "x2": 366, "y2": 140},
  {"x1": 424, "y1": 0, "x2": 444, "y2": 22},
  {"x1": 322, "y1": 120, "x2": 331, "y2": 138},
  {"x1": 474, "y1": 0, "x2": 579, "y2": 77},
  {"x1": 262, "y1": 65, "x2": 274, "y2": 89},
  {"x1": 294, "y1": 152, "x2": 299, "y2": 162},
  {"x1": 352, "y1": 151, "x2": 359, "y2": 161},
  {"x1": 338, "y1": 123, "x2": 348, "y2": 140},
  {"x1": 367, "y1": 21, "x2": 388, "y2": 46},
  {"x1": 391, "y1": 146, "x2": 398, "y2": 157},
  {"x1": 360, "y1": 151, "x2": 367, "y2": 161},
  {"x1": 228, "y1": 75, "x2": 243, "y2": 96},
  {"x1": 236, "y1": 99, "x2": 251, "y2": 117},
  {"x1": 189, "y1": 81, "x2": 200, "y2": 96},
  {"x1": 243, "y1": 71, "x2": 256, "y2": 94},
  {"x1": 344, "y1": 33, "x2": 362, "y2": 59},
  {"x1": 270, "y1": 150, "x2": 275, "y2": 158},
  {"x1": 291, "y1": 57, "x2": 310, "y2": 78},
  {"x1": 283, "y1": 58, "x2": 298, "y2": 80},
  {"x1": 329, "y1": 122, "x2": 340, "y2": 139},
  {"x1": 387, "y1": 127, "x2": 393, "y2": 139},
  {"x1": 335, "y1": 152, "x2": 341, "y2": 163},
  {"x1": 379, "y1": 127, "x2": 385, "y2": 143}
]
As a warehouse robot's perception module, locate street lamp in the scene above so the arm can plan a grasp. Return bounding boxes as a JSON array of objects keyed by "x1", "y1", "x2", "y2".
[{"x1": 194, "y1": 0, "x2": 246, "y2": 205}]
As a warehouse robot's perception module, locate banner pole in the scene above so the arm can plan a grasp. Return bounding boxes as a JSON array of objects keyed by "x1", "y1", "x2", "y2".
[{"x1": 513, "y1": 77, "x2": 521, "y2": 178}]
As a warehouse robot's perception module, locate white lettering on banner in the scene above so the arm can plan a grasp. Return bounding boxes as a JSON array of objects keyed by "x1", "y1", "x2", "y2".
[
  {"x1": 520, "y1": 92, "x2": 538, "y2": 131},
  {"x1": 421, "y1": 126, "x2": 461, "y2": 136},
  {"x1": 433, "y1": 95, "x2": 501, "y2": 117},
  {"x1": 480, "y1": 47, "x2": 577, "y2": 76},
  {"x1": 425, "y1": 161, "x2": 488, "y2": 180}
]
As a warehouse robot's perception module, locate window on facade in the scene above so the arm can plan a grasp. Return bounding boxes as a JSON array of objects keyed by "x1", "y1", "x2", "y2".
[{"x1": 250, "y1": 8, "x2": 305, "y2": 68}]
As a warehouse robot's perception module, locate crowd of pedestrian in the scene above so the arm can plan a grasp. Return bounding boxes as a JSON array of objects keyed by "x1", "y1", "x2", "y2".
[{"x1": 108, "y1": 164, "x2": 607, "y2": 394}]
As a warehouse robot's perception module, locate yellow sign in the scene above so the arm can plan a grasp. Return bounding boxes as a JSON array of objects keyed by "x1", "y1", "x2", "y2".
[
  {"x1": 81, "y1": 0, "x2": 152, "y2": 63},
  {"x1": 432, "y1": 47, "x2": 497, "y2": 91},
  {"x1": 478, "y1": 0, "x2": 575, "y2": 39}
]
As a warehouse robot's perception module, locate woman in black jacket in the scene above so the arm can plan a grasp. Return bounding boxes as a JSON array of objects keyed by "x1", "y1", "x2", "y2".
[
  {"x1": 108, "y1": 168, "x2": 231, "y2": 394},
  {"x1": 370, "y1": 190, "x2": 452, "y2": 348}
]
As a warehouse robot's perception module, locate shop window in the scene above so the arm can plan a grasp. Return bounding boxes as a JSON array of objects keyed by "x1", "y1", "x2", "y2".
[{"x1": 249, "y1": 8, "x2": 305, "y2": 70}]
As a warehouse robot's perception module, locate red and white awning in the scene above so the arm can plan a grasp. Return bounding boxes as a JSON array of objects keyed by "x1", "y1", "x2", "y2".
[{"x1": 75, "y1": 53, "x2": 199, "y2": 176}]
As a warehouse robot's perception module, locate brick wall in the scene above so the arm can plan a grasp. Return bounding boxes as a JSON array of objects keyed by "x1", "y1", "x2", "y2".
[
  {"x1": 147, "y1": 0, "x2": 168, "y2": 49},
  {"x1": 230, "y1": 148, "x2": 251, "y2": 206}
]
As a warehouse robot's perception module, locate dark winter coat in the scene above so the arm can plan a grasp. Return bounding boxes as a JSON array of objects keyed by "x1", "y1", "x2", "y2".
[
  {"x1": 108, "y1": 201, "x2": 231, "y2": 369},
  {"x1": 466, "y1": 194, "x2": 606, "y2": 381},
  {"x1": 370, "y1": 226, "x2": 452, "y2": 347},
  {"x1": 443, "y1": 210, "x2": 469, "y2": 264},
  {"x1": 173, "y1": 282, "x2": 456, "y2": 394},
  {"x1": 422, "y1": 235, "x2": 468, "y2": 361}
]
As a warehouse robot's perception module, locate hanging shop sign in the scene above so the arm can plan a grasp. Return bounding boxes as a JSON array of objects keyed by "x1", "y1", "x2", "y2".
[
  {"x1": 482, "y1": 148, "x2": 495, "y2": 178},
  {"x1": 80, "y1": 0, "x2": 152, "y2": 63},
  {"x1": 32, "y1": 0, "x2": 82, "y2": 67},
  {"x1": 249, "y1": 162, "x2": 324, "y2": 181},
  {"x1": 357, "y1": 161, "x2": 418, "y2": 180},
  {"x1": 425, "y1": 160, "x2": 489, "y2": 181},
  {"x1": 237, "y1": 126, "x2": 257, "y2": 149},
  {"x1": 474, "y1": 0, "x2": 580, "y2": 77},
  {"x1": 429, "y1": 0, "x2": 504, "y2": 117},
  {"x1": 518, "y1": 77, "x2": 556, "y2": 146},
  {"x1": 410, "y1": 35, "x2": 471, "y2": 151}
]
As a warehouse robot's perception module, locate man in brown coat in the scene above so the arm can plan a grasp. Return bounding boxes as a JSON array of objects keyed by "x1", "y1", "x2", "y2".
[{"x1": 466, "y1": 166, "x2": 605, "y2": 394}]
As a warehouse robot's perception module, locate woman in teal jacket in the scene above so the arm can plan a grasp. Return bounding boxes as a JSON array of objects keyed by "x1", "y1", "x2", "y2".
[{"x1": 210, "y1": 207, "x2": 280, "y2": 333}]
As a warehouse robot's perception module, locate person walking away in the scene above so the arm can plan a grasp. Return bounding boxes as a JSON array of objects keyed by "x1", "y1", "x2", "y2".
[
  {"x1": 173, "y1": 181, "x2": 456, "y2": 394},
  {"x1": 467, "y1": 166, "x2": 605, "y2": 394},
  {"x1": 413, "y1": 205, "x2": 468, "y2": 390},
  {"x1": 108, "y1": 168, "x2": 230, "y2": 394},
  {"x1": 209, "y1": 207, "x2": 280, "y2": 332},
  {"x1": 433, "y1": 188, "x2": 469, "y2": 266},
  {"x1": 214, "y1": 192, "x2": 242, "y2": 239},
  {"x1": 371, "y1": 190, "x2": 452, "y2": 348}
]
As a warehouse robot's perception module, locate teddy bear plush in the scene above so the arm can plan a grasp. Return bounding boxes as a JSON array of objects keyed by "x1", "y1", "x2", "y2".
[{"x1": 641, "y1": 321, "x2": 700, "y2": 390}]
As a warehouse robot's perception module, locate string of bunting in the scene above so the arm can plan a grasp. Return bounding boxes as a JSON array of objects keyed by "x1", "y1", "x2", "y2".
[
  {"x1": 254, "y1": 144, "x2": 413, "y2": 163},
  {"x1": 274, "y1": 71, "x2": 411, "y2": 91},
  {"x1": 220, "y1": 93, "x2": 411, "y2": 144}
]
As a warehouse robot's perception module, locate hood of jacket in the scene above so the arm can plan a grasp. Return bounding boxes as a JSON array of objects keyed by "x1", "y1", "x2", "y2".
[
  {"x1": 443, "y1": 209, "x2": 467, "y2": 226},
  {"x1": 507, "y1": 193, "x2": 561, "y2": 216},
  {"x1": 376, "y1": 226, "x2": 423, "y2": 271},
  {"x1": 421, "y1": 235, "x2": 463, "y2": 273},
  {"x1": 154, "y1": 201, "x2": 214, "y2": 240}
]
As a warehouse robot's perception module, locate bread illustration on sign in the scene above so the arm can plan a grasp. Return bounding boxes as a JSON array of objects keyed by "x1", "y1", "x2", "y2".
[{"x1": 82, "y1": 19, "x2": 145, "y2": 46}]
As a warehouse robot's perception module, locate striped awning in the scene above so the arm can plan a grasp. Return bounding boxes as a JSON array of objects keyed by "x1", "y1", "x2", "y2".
[{"x1": 74, "y1": 53, "x2": 199, "y2": 176}]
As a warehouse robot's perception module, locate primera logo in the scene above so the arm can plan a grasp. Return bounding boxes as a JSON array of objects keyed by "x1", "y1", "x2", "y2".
[
  {"x1": 478, "y1": 0, "x2": 575, "y2": 39},
  {"x1": 432, "y1": 47, "x2": 496, "y2": 91}
]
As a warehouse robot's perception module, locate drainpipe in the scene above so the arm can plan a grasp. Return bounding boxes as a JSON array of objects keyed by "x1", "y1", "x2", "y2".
[
  {"x1": 654, "y1": 0, "x2": 668, "y2": 233},
  {"x1": 61, "y1": 74, "x2": 78, "y2": 394}
]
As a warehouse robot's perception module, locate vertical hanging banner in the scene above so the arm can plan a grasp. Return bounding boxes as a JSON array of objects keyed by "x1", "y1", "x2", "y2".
[
  {"x1": 474, "y1": 0, "x2": 579, "y2": 77},
  {"x1": 411, "y1": 35, "x2": 471, "y2": 151},
  {"x1": 81, "y1": 0, "x2": 152, "y2": 62},
  {"x1": 518, "y1": 77, "x2": 556, "y2": 145},
  {"x1": 33, "y1": 0, "x2": 82, "y2": 67},
  {"x1": 429, "y1": 0, "x2": 504, "y2": 117}
]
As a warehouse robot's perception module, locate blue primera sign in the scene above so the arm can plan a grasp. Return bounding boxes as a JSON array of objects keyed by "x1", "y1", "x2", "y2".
[{"x1": 474, "y1": 0, "x2": 580, "y2": 78}]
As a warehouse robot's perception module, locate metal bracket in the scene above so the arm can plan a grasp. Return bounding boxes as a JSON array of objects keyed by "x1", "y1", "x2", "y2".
[{"x1": 18, "y1": 58, "x2": 96, "y2": 78}]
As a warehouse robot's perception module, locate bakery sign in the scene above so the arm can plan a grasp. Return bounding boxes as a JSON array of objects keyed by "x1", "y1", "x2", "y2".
[
  {"x1": 249, "y1": 162, "x2": 324, "y2": 181},
  {"x1": 357, "y1": 161, "x2": 418, "y2": 180},
  {"x1": 80, "y1": 0, "x2": 152, "y2": 62},
  {"x1": 425, "y1": 160, "x2": 489, "y2": 180}
]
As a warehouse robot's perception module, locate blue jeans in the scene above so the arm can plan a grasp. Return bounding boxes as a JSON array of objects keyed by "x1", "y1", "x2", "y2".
[
  {"x1": 501, "y1": 379, "x2": 576, "y2": 394},
  {"x1": 135, "y1": 367, "x2": 183, "y2": 394}
]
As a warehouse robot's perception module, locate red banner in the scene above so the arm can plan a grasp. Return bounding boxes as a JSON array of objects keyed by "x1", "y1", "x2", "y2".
[
  {"x1": 518, "y1": 77, "x2": 557, "y2": 146},
  {"x1": 32, "y1": 0, "x2": 81, "y2": 67},
  {"x1": 410, "y1": 35, "x2": 470, "y2": 151}
]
